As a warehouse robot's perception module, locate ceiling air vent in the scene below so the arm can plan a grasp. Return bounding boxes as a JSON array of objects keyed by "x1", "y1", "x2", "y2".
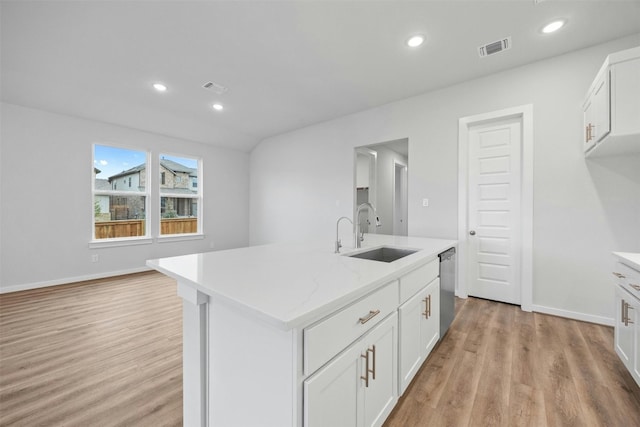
[
  {"x1": 478, "y1": 37, "x2": 512, "y2": 58},
  {"x1": 202, "y1": 81, "x2": 229, "y2": 94}
]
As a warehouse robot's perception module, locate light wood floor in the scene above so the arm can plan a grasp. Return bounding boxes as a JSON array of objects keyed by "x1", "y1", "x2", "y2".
[
  {"x1": 0, "y1": 272, "x2": 183, "y2": 426},
  {"x1": 2, "y1": 272, "x2": 640, "y2": 426},
  {"x1": 384, "y1": 296, "x2": 640, "y2": 427}
]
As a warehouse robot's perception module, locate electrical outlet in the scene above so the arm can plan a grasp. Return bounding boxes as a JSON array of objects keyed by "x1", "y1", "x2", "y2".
[
  {"x1": 422, "y1": 198, "x2": 429, "y2": 207},
  {"x1": 91, "y1": 254, "x2": 99, "y2": 263}
]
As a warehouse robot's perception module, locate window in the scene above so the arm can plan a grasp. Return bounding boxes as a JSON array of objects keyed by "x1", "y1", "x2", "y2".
[
  {"x1": 93, "y1": 144, "x2": 149, "y2": 241},
  {"x1": 159, "y1": 154, "x2": 201, "y2": 236}
]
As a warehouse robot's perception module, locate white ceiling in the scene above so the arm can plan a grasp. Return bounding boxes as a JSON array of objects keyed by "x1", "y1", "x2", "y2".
[{"x1": 2, "y1": 1, "x2": 639, "y2": 152}]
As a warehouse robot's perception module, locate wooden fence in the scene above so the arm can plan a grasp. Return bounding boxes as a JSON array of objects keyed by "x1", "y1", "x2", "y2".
[{"x1": 94, "y1": 218, "x2": 197, "y2": 239}]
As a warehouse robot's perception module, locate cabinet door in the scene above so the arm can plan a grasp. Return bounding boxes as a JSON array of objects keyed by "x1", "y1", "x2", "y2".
[
  {"x1": 615, "y1": 286, "x2": 634, "y2": 370},
  {"x1": 593, "y1": 69, "x2": 611, "y2": 143},
  {"x1": 631, "y1": 297, "x2": 640, "y2": 385},
  {"x1": 583, "y1": 94, "x2": 596, "y2": 152},
  {"x1": 611, "y1": 58, "x2": 640, "y2": 135},
  {"x1": 398, "y1": 289, "x2": 424, "y2": 395},
  {"x1": 304, "y1": 339, "x2": 362, "y2": 427},
  {"x1": 363, "y1": 313, "x2": 398, "y2": 427},
  {"x1": 398, "y1": 278, "x2": 440, "y2": 395},
  {"x1": 421, "y1": 278, "x2": 440, "y2": 358}
]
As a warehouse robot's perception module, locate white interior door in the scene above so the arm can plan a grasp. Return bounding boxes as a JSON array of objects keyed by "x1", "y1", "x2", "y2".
[{"x1": 467, "y1": 117, "x2": 522, "y2": 304}]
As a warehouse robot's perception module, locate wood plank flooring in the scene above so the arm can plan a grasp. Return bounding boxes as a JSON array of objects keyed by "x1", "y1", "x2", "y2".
[
  {"x1": 384, "y1": 297, "x2": 640, "y2": 427},
  {"x1": 0, "y1": 272, "x2": 183, "y2": 426},
  {"x1": 2, "y1": 272, "x2": 640, "y2": 426}
]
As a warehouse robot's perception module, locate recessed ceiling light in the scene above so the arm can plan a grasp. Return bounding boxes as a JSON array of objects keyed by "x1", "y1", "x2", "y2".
[
  {"x1": 152, "y1": 83, "x2": 167, "y2": 92},
  {"x1": 406, "y1": 35, "x2": 425, "y2": 48},
  {"x1": 212, "y1": 103, "x2": 224, "y2": 111},
  {"x1": 542, "y1": 20, "x2": 565, "y2": 34}
]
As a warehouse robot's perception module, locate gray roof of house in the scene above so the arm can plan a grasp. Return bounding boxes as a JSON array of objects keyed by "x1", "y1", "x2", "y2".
[
  {"x1": 108, "y1": 164, "x2": 146, "y2": 181},
  {"x1": 108, "y1": 159, "x2": 197, "y2": 181},
  {"x1": 95, "y1": 178, "x2": 112, "y2": 191},
  {"x1": 160, "y1": 159, "x2": 197, "y2": 176}
]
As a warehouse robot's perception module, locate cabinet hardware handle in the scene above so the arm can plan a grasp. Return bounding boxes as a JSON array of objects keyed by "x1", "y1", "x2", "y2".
[
  {"x1": 360, "y1": 351, "x2": 370, "y2": 387},
  {"x1": 422, "y1": 295, "x2": 432, "y2": 318},
  {"x1": 630, "y1": 284, "x2": 640, "y2": 291},
  {"x1": 585, "y1": 125, "x2": 590, "y2": 143},
  {"x1": 623, "y1": 301, "x2": 634, "y2": 326},
  {"x1": 370, "y1": 345, "x2": 376, "y2": 380},
  {"x1": 359, "y1": 310, "x2": 380, "y2": 325},
  {"x1": 613, "y1": 272, "x2": 626, "y2": 279}
]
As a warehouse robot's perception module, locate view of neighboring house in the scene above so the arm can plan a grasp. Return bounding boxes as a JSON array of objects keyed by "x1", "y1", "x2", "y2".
[
  {"x1": 94, "y1": 159, "x2": 198, "y2": 221},
  {"x1": 93, "y1": 168, "x2": 112, "y2": 221}
]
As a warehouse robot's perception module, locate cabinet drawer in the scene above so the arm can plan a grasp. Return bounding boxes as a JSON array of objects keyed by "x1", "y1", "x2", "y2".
[
  {"x1": 400, "y1": 259, "x2": 438, "y2": 303},
  {"x1": 304, "y1": 280, "x2": 399, "y2": 376},
  {"x1": 615, "y1": 262, "x2": 640, "y2": 299}
]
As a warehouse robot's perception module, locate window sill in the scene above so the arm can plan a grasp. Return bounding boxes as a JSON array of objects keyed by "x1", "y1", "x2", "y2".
[
  {"x1": 89, "y1": 237, "x2": 153, "y2": 249},
  {"x1": 156, "y1": 234, "x2": 205, "y2": 244}
]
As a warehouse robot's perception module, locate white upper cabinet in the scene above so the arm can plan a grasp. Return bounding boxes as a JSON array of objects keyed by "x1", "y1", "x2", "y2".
[{"x1": 584, "y1": 46, "x2": 640, "y2": 158}]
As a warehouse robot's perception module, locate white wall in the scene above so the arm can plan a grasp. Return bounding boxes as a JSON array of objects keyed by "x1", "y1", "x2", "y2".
[
  {"x1": 250, "y1": 34, "x2": 640, "y2": 323},
  {"x1": 0, "y1": 103, "x2": 250, "y2": 292},
  {"x1": 372, "y1": 146, "x2": 407, "y2": 235}
]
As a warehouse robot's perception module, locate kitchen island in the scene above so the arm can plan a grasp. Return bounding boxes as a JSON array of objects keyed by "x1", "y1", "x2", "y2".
[{"x1": 147, "y1": 234, "x2": 456, "y2": 427}]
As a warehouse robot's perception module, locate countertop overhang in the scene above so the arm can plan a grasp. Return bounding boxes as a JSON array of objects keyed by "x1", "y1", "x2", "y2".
[
  {"x1": 147, "y1": 234, "x2": 456, "y2": 331},
  {"x1": 614, "y1": 252, "x2": 640, "y2": 271}
]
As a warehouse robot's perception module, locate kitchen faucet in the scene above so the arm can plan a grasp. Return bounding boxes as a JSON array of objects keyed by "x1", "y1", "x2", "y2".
[
  {"x1": 334, "y1": 216, "x2": 353, "y2": 253},
  {"x1": 355, "y1": 202, "x2": 381, "y2": 248}
]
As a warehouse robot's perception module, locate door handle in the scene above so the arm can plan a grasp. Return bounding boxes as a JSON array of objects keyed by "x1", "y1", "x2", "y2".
[{"x1": 469, "y1": 230, "x2": 476, "y2": 236}]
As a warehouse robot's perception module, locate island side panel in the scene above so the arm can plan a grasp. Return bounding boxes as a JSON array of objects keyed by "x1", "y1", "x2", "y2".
[
  {"x1": 209, "y1": 297, "x2": 299, "y2": 427},
  {"x1": 177, "y1": 282, "x2": 210, "y2": 427}
]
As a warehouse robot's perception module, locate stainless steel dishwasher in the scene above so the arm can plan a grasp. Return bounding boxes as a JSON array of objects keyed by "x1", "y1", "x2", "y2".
[{"x1": 439, "y1": 247, "x2": 456, "y2": 338}]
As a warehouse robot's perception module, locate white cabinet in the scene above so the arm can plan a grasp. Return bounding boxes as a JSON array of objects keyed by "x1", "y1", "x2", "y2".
[
  {"x1": 613, "y1": 260, "x2": 640, "y2": 387},
  {"x1": 583, "y1": 66, "x2": 610, "y2": 152},
  {"x1": 398, "y1": 277, "x2": 440, "y2": 395},
  {"x1": 304, "y1": 312, "x2": 398, "y2": 427},
  {"x1": 584, "y1": 46, "x2": 640, "y2": 158}
]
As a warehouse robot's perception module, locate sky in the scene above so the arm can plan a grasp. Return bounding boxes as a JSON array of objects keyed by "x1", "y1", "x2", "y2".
[{"x1": 93, "y1": 145, "x2": 198, "y2": 179}]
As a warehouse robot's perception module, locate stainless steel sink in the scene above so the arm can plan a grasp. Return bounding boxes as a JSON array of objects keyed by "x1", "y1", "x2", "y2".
[{"x1": 346, "y1": 246, "x2": 419, "y2": 263}]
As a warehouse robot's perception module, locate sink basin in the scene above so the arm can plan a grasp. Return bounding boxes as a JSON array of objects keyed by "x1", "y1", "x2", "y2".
[{"x1": 347, "y1": 246, "x2": 419, "y2": 263}]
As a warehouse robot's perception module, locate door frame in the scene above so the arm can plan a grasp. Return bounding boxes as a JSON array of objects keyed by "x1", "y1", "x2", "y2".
[
  {"x1": 392, "y1": 159, "x2": 408, "y2": 236},
  {"x1": 457, "y1": 104, "x2": 533, "y2": 311}
]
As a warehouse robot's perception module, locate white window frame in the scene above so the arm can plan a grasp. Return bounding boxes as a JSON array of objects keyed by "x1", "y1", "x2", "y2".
[
  {"x1": 157, "y1": 153, "x2": 203, "y2": 240},
  {"x1": 90, "y1": 143, "x2": 152, "y2": 248}
]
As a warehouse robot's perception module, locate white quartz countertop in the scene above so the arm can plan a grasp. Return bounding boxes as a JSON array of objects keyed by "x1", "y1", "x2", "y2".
[
  {"x1": 147, "y1": 234, "x2": 456, "y2": 330},
  {"x1": 614, "y1": 252, "x2": 640, "y2": 271}
]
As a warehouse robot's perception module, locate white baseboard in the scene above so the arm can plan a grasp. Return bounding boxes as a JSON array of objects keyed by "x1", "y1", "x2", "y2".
[
  {"x1": 531, "y1": 304, "x2": 614, "y2": 327},
  {"x1": 0, "y1": 266, "x2": 153, "y2": 294},
  {"x1": 454, "y1": 294, "x2": 614, "y2": 327}
]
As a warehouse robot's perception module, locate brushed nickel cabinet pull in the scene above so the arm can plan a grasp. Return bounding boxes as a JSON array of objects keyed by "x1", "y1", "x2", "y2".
[
  {"x1": 361, "y1": 351, "x2": 370, "y2": 387},
  {"x1": 422, "y1": 297, "x2": 429, "y2": 319},
  {"x1": 359, "y1": 310, "x2": 380, "y2": 325},
  {"x1": 369, "y1": 345, "x2": 376, "y2": 380},
  {"x1": 428, "y1": 295, "x2": 431, "y2": 318},
  {"x1": 630, "y1": 284, "x2": 640, "y2": 291},
  {"x1": 585, "y1": 125, "x2": 589, "y2": 143},
  {"x1": 613, "y1": 272, "x2": 626, "y2": 279}
]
